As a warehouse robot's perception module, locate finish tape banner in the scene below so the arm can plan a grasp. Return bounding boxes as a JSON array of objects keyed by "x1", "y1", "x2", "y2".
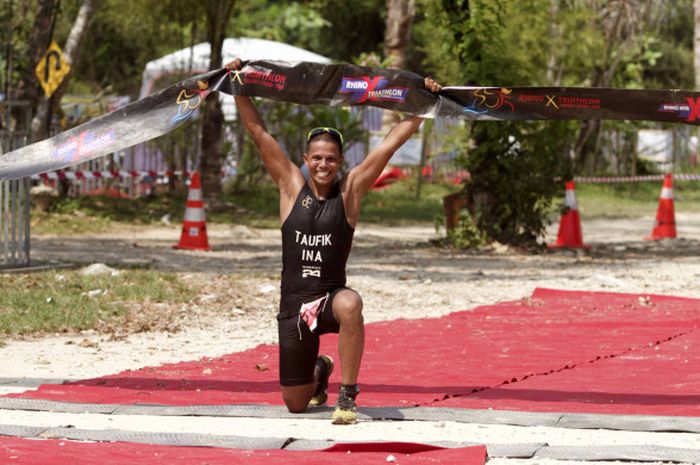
[{"x1": 3, "y1": 59, "x2": 700, "y2": 181}]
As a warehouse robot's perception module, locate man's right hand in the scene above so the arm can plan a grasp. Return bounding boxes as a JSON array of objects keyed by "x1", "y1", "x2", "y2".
[{"x1": 225, "y1": 58, "x2": 243, "y2": 71}]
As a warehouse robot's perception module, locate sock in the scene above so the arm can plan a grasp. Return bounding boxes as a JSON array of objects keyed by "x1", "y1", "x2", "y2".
[{"x1": 339, "y1": 384, "x2": 360, "y2": 399}]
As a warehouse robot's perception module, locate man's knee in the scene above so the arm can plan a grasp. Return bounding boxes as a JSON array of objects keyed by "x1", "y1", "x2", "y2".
[
  {"x1": 285, "y1": 399, "x2": 308, "y2": 414},
  {"x1": 333, "y1": 290, "x2": 364, "y2": 325},
  {"x1": 282, "y1": 389, "x2": 310, "y2": 413}
]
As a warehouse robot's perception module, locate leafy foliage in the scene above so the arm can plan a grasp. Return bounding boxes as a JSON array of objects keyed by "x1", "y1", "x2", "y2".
[
  {"x1": 464, "y1": 120, "x2": 575, "y2": 245},
  {"x1": 421, "y1": 0, "x2": 575, "y2": 246},
  {"x1": 4, "y1": 0, "x2": 698, "y2": 242},
  {"x1": 444, "y1": 211, "x2": 486, "y2": 248},
  {"x1": 234, "y1": 1, "x2": 331, "y2": 55},
  {"x1": 67, "y1": 0, "x2": 195, "y2": 96}
]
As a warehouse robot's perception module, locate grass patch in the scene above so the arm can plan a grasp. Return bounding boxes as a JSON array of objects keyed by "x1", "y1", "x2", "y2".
[
  {"x1": 575, "y1": 181, "x2": 700, "y2": 219},
  {"x1": 32, "y1": 192, "x2": 187, "y2": 235},
  {"x1": 32, "y1": 210, "x2": 114, "y2": 235},
  {"x1": 33, "y1": 187, "x2": 282, "y2": 234},
  {"x1": 212, "y1": 183, "x2": 280, "y2": 228},
  {"x1": 362, "y1": 181, "x2": 457, "y2": 225},
  {"x1": 0, "y1": 269, "x2": 191, "y2": 336}
]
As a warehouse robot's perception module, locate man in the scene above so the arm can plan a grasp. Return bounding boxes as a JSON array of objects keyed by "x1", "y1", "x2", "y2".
[{"x1": 226, "y1": 58, "x2": 441, "y2": 424}]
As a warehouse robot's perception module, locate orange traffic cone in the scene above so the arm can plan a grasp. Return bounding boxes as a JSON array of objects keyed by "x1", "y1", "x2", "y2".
[
  {"x1": 550, "y1": 181, "x2": 588, "y2": 249},
  {"x1": 173, "y1": 171, "x2": 211, "y2": 251},
  {"x1": 646, "y1": 174, "x2": 676, "y2": 240}
]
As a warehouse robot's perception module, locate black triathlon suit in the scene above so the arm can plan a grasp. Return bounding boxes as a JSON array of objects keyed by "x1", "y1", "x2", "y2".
[{"x1": 278, "y1": 180, "x2": 355, "y2": 386}]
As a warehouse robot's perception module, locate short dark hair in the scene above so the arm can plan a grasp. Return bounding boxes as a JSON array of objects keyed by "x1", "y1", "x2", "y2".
[{"x1": 306, "y1": 127, "x2": 343, "y2": 153}]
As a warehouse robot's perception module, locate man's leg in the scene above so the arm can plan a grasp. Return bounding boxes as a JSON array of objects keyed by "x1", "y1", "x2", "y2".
[
  {"x1": 331, "y1": 289, "x2": 364, "y2": 385},
  {"x1": 330, "y1": 289, "x2": 363, "y2": 424},
  {"x1": 278, "y1": 315, "x2": 322, "y2": 413}
]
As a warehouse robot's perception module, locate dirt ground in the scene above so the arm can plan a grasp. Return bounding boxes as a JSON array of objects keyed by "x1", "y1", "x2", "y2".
[{"x1": 2, "y1": 213, "x2": 700, "y2": 464}]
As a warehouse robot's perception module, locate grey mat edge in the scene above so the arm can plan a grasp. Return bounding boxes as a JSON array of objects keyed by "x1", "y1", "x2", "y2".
[
  {"x1": 0, "y1": 398, "x2": 120, "y2": 414},
  {"x1": 0, "y1": 423, "x2": 539, "y2": 457},
  {"x1": 1, "y1": 425, "x2": 699, "y2": 463},
  {"x1": 2, "y1": 397, "x2": 700, "y2": 433},
  {"x1": 44, "y1": 427, "x2": 289, "y2": 450},
  {"x1": 535, "y1": 445, "x2": 700, "y2": 463}
]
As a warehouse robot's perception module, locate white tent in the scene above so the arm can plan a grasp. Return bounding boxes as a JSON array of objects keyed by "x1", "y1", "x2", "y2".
[
  {"x1": 134, "y1": 38, "x2": 331, "y2": 173},
  {"x1": 139, "y1": 37, "x2": 331, "y2": 99}
]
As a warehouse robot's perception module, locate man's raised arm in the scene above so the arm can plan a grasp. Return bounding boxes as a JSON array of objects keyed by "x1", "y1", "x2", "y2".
[
  {"x1": 346, "y1": 77, "x2": 442, "y2": 197},
  {"x1": 226, "y1": 59, "x2": 302, "y2": 196}
]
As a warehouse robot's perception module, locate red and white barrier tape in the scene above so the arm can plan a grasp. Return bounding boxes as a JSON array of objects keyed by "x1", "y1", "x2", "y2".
[
  {"x1": 575, "y1": 173, "x2": 700, "y2": 183},
  {"x1": 33, "y1": 170, "x2": 191, "y2": 181}
]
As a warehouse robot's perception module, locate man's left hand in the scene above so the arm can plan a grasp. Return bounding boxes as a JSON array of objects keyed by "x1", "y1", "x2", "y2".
[{"x1": 424, "y1": 77, "x2": 442, "y2": 93}]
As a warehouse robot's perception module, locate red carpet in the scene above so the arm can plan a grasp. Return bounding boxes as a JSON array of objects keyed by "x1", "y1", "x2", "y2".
[
  {"x1": 440, "y1": 328, "x2": 700, "y2": 415},
  {"x1": 0, "y1": 437, "x2": 486, "y2": 465},
  {"x1": 6, "y1": 288, "x2": 700, "y2": 416}
]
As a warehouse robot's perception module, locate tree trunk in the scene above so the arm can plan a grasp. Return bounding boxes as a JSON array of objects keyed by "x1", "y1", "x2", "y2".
[
  {"x1": 31, "y1": 0, "x2": 96, "y2": 141},
  {"x1": 20, "y1": 0, "x2": 57, "y2": 139},
  {"x1": 383, "y1": 0, "x2": 415, "y2": 70},
  {"x1": 415, "y1": 118, "x2": 432, "y2": 200},
  {"x1": 573, "y1": 1, "x2": 630, "y2": 173},
  {"x1": 545, "y1": 0, "x2": 561, "y2": 85},
  {"x1": 199, "y1": 0, "x2": 235, "y2": 202},
  {"x1": 380, "y1": 0, "x2": 415, "y2": 136}
]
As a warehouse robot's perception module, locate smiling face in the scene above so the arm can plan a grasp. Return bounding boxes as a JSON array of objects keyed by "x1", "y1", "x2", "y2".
[{"x1": 304, "y1": 137, "x2": 343, "y2": 193}]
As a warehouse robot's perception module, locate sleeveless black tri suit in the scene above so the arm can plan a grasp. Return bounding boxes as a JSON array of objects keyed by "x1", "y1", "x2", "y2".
[{"x1": 277, "y1": 180, "x2": 355, "y2": 386}]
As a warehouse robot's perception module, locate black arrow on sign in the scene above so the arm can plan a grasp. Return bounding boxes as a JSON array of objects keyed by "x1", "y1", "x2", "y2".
[{"x1": 44, "y1": 50, "x2": 62, "y2": 82}]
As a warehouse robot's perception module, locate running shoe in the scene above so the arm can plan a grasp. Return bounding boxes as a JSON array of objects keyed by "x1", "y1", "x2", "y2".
[
  {"x1": 331, "y1": 384, "x2": 359, "y2": 425},
  {"x1": 308, "y1": 355, "x2": 334, "y2": 406}
]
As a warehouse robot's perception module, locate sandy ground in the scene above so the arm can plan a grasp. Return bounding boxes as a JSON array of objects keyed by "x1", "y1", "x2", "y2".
[{"x1": 2, "y1": 212, "x2": 700, "y2": 464}]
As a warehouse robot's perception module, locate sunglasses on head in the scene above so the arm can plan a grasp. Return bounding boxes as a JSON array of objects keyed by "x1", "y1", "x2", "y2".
[{"x1": 306, "y1": 127, "x2": 344, "y2": 147}]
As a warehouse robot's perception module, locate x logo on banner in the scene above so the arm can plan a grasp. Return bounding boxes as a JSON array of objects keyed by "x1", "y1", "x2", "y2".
[{"x1": 686, "y1": 97, "x2": 700, "y2": 122}]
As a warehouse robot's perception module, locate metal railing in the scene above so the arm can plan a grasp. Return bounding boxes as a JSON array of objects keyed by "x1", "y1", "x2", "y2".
[{"x1": 0, "y1": 100, "x2": 32, "y2": 269}]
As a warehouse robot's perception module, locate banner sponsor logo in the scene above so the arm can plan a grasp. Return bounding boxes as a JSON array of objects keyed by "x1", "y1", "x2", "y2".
[
  {"x1": 545, "y1": 95, "x2": 559, "y2": 109},
  {"x1": 51, "y1": 130, "x2": 116, "y2": 163},
  {"x1": 338, "y1": 76, "x2": 408, "y2": 103},
  {"x1": 518, "y1": 94, "x2": 545, "y2": 103},
  {"x1": 242, "y1": 67, "x2": 287, "y2": 90},
  {"x1": 558, "y1": 96, "x2": 601, "y2": 109},
  {"x1": 658, "y1": 97, "x2": 700, "y2": 122},
  {"x1": 172, "y1": 80, "x2": 209, "y2": 124},
  {"x1": 464, "y1": 88, "x2": 514, "y2": 114},
  {"x1": 517, "y1": 94, "x2": 561, "y2": 109},
  {"x1": 518, "y1": 94, "x2": 599, "y2": 110}
]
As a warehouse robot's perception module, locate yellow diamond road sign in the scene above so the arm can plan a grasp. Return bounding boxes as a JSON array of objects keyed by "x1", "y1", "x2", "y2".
[{"x1": 35, "y1": 41, "x2": 71, "y2": 98}]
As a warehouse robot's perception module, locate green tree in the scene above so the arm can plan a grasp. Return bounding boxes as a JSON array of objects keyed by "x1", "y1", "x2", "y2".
[
  {"x1": 420, "y1": 0, "x2": 574, "y2": 246},
  {"x1": 571, "y1": 0, "x2": 667, "y2": 174},
  {"x1": 300, "y1": 0, "x2": 387, "y2": 62},
  {"x1": 69, "y1": 0, "x2": 196, "y2": 96},
  {"x1": 234, "y1": 1, "x2": 331, "y2": 55}
]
